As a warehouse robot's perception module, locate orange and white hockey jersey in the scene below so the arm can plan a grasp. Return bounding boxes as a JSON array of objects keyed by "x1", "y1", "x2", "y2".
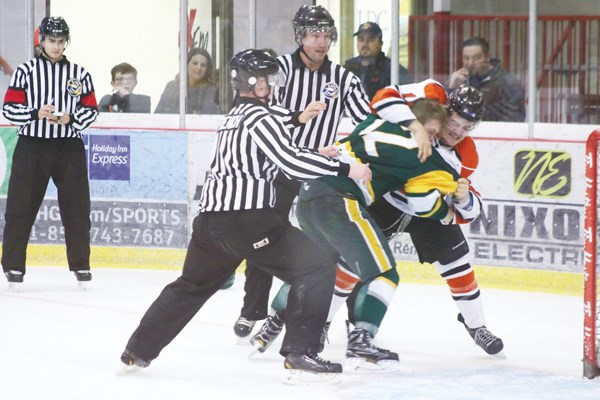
[
  {"x1": 370, "y1": 79, "x2": 448, "y2": 125},
  {"x1": 371, "y1": 79, "x2": 482, "y2": 224}
]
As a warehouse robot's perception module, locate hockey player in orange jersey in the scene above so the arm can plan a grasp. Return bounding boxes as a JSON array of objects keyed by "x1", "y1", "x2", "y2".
[
  {"x1": 343, "y1": 83, "x2": 505, "y2": 365},
  {"x1": 250, "y1": 81, "x2": 504, "y2": 371}
]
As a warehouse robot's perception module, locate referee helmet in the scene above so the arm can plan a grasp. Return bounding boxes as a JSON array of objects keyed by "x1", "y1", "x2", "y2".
[
  {"x1": 39, "y1": 16, "x2": 70, "y2": 41},
  {"x1": 292, "y1": 5, "x2": 338, "y2": 46},
  {"x1": 230, "y1": 49, "x2": 280, "y2": 92},
  {"x1": 447, "y1": 85, "x2": 485, "y2": 122}
]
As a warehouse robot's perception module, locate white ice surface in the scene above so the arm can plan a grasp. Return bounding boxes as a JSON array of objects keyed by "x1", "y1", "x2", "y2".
[{"x1": 1, "y1": 266, "x2": 600, "y2": 400}]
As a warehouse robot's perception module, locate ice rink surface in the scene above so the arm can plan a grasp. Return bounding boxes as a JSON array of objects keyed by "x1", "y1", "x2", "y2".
[{"x1": 2, "y1": 266, "x2": 600, "y2": 400}]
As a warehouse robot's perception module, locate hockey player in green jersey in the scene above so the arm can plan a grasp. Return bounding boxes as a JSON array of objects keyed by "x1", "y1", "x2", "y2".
[
  {"x1": 249, "y1": 99, "x2": 459, "y2": 370},
  {"x1": 349, "y1": 85, "x2": 505, "y2": 360},
  {"x1": 316, "y1": 113, "x2": 459, "y2": 213}
]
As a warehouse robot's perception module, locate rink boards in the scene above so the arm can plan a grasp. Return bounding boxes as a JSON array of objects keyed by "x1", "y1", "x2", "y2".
[{"x1": 0, "y1": 122, "x2": 590, "y2": 296}]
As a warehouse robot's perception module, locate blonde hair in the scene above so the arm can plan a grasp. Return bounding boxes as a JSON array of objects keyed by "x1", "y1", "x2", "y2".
[{"x1": 411, "y1": 98, "x2": 449, "y2": 126}]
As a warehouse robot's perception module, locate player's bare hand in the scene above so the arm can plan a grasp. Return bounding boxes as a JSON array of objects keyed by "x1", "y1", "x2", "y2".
[
  {"x1": 408, "y1": 120, "x2": 432, "y2": 163},
  {"x1": 318, "y1": 145, "x2": 339, "y2": 158},
  {"x1": 440, "y1": 206, "x2": 455, "y2": 225},
  {"x1": 349, "y1": 163, "x2": 371, "y2": 181},
  {"x1": 298, "y1": 101, "x2": 327, "y2": 124},
  {"x1": 448, "y1": 68, "x2": 469, "y2": 89},
  {"x1": 453, "y1": 177, "x2": 470, "y2": 201}
]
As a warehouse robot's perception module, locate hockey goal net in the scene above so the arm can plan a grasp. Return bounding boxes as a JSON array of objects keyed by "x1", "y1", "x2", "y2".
[{"x1": 584, "y1": 129, "x2": 600, "y2": 379}]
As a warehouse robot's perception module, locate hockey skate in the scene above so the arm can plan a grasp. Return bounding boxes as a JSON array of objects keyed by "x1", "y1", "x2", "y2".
[
  {"x1": 116, "y1": 350, "x2": 150, "y2": 376},
  {"x1": 74, "y1": 270, "x2": 92, "y2": 290},
  {"x1": 5, "y1": 270, "x2": 24, "y2": 291},
  {"x1": 234, "y1": 316, "x2": 256, "y2": 338},
  {"x1": 249, "y1": 312, "x2": 285, "y2": 357},
  {"x1": 345, "y1": 321, "x2": 401, "y2": 373},
  {"x1": 282, "y1": 352, "x2": 342, "y2": 385},
  {"x1": 317, "y1": 321, "x2": 331, "y2": 353},
  {"x1": 458, "y1": 313, "x2": 505, "y2": 358}
]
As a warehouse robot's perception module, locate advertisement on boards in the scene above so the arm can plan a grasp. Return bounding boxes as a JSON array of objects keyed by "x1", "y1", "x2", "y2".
[
  {"x1": 0, "y1": 129, "x2": 189, "y2": 249},
  {"x1": 0, "y1": 127, "x2": 17, "y2": 195},
  {"x1": 390, "y1": 139, "x2": 585, "y2": 272},
  {"x1": 0, "y1": 126, "x2": 588, "y2": 270}
]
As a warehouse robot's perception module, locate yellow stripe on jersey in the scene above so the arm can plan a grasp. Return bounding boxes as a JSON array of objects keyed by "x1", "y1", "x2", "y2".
[
  {"x1": 404, "y1": 170, "x2": 458, "y2": 194},
  {"x1": 365, "y1": 178, "x2": 375, "y2": 203},
  {"x1": 339, "y1": 141, "x2": 367, "y2": 163},
  {"x1": 418, "y1": 195, "x2": 444, "y2": 218},
  {"x1": 344, "y1": 198, "x2": 394, "y2": 273}
]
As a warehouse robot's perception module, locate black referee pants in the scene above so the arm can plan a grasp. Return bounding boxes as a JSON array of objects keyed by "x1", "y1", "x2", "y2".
[
  {"x1": 125, "y1": 207, "x2": 336, "y2": 361},
  {"x1": 2, "y1": 136, "x2": 91, "y2": 273},
  {"x1": 239, "y1": 174, "x2": 300, "y2": 320}
]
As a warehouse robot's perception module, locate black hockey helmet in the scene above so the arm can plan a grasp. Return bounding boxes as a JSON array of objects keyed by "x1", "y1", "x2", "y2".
[
  {"x1": 447, "y1": 85, "x2": 485, "y2": 122},
  {"x1": 292, "y1": 5, "x2": 338, "y2": 46},
  {"x1": 39, "y1": 16, "x2": 70, "y2": 40},
  {"x1": 230, "y1": 49, "x2": 280, "y2": 92}
]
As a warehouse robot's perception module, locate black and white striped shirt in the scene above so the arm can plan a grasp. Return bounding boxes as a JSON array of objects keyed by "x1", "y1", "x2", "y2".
[
  {"x1": 273, "y1": 48, "x2": 370, "y2": 149},
  {"x1": 2, "y1": 55, "x2": 98, "y2": 138},
  {"x1": 199, "y1": 98, "x2": 349, "y2": 212}
]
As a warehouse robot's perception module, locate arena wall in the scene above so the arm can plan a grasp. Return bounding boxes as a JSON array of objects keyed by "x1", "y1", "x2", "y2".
[{"x1": 0, "y1": 115, "x2": 591, "y2": 295}]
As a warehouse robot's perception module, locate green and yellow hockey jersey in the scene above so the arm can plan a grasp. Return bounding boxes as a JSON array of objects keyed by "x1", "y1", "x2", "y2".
[{"x1": 320, "y1": 114, "x2": 460, "y2": 220}]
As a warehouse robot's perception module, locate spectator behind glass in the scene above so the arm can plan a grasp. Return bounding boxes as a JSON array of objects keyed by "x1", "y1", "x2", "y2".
[
  {"x1": 98, "y1": 63, "x2": 151, "y2": 113},
  {"x1": 447, "y1": 36, "x2": 525, "y2": 122},
  {"x1": 154, "y1": 47, "x2": 221, "y2": 114},
  {"x1": 343, "y1": 21, "x2": 412, "y2": 100}
]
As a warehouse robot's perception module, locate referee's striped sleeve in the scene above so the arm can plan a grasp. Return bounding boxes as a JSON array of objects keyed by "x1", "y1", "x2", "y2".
[
  {"x1": 70, "y1": 69, "x2": 98, "y2": 131},
  {"x1": 2, "y1": 64, "x2": 36, "y2": 124},
  {"x1": 342, "y1": 69, "x2": 370, "y2": 125},
  {"x1": 248, "y1": 112, "x2": 348, "y2": 180}
]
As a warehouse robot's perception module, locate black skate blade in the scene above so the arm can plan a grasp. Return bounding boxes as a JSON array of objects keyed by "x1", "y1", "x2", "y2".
[{"x1": 281, "y1": 369, "x2": 343, "y2": 385}]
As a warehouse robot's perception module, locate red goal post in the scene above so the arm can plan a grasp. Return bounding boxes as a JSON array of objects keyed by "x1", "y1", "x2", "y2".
[{"x1": 584, "y1": 129, "x2": 600, "y2": 379}]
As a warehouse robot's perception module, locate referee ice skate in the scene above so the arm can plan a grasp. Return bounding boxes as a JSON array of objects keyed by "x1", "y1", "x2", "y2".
[
  {"x1": 1, "y1": 16, "x2": 98, "y2": 288},
  {"x1": 120, "y1": 49, "x2": 371, "y2": 384}
]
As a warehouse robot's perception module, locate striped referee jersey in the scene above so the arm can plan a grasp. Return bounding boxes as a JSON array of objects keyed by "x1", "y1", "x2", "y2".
[
  {"x1": 273, "y1": 48, "x2": 370, "y2": 149},
  {"x1": 2, "y1": 55, "x2": 98, "y2": 138},
  {"x1": 199, "y1": 97, "x2": 349, "y2": 212}
]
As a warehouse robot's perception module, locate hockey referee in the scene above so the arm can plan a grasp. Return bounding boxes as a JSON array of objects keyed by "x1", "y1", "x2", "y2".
[
  {"x1": 235, "y1": 3, "x2": 373, "y2": 339},
  {"x1": 120, "y1": 49, "x2": 371, "y2": 384},
  {"x1": 1, "y1": 16, "x2": 98, "y2": 288}
]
